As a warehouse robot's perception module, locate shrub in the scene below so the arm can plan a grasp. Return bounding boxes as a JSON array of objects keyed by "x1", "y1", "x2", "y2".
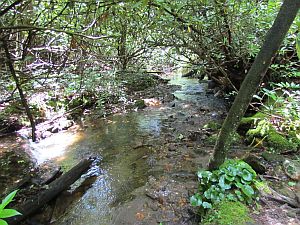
[{"x1": 190, "y1": 160, "x2": 258, "y2": 211}]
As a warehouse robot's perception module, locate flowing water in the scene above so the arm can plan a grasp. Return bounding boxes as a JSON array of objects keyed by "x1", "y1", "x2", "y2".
[{"x1": 0, "y1": 74, "x2": 225, "y2": 224}]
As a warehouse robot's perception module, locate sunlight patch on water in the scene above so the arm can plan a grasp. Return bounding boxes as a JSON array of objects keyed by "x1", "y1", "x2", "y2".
[{"x1": 30, "y1": 131, "x2": 84, "y2": 164}]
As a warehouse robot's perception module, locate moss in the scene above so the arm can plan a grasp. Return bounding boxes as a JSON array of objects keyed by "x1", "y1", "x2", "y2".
[
  {"x1": 261, "y1": 151, "x2": 285, "y2": 163},
  {"x1": 246, "y1": 119, "x2": 271, "y2": 139},
  {"x1": 202, "y1": 201, "x2": 253, "y2": 225},
  {"x1": 245, "y1": 119, "x2": 296, "y2": 152},
  {"x1": 267, "y1": 130, "x2": 297, "y2": 152},
  {"x1": 289, "y1": 131, "x2": 300, "y2": 147},
  {"x1": 229, "y1": 132, "x2": 242, "y2": 145},
  {"x1": 255, "y1": 181, "x2": 272, "y2": 195},
  {"x1": 124, "y1": 73, "x2": 158, "y2": 92},
  {"x1": 240, "y1": 112, "x2": 266, "y2": 125}
]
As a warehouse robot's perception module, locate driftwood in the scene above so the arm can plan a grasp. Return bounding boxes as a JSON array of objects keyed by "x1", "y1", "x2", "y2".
[
  {"x1": 259, "y1": 186, "x2": 300, "y2": 208},
  {"x1": 6, "y1": 158, "x2": 94, "y2": 225}
]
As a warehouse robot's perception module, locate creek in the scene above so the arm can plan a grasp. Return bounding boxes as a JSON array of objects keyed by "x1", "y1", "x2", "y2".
[{"x1": 0, "y1": 74, "x2": 226, "y2": 224}]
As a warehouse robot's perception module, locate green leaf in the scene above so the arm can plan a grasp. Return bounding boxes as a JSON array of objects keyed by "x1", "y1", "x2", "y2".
[
  {"x1": 226, "y1": 193, "x2": 237, "y2": 201},
  {"x1": 225, "y1": 174, "x2": 235, "y2": 182},
  {"x1": 0, "y1": 209, "x2": 21, "y2": 219},
  {"x1": 190, "y1": 195, "x2": 202, "y2": 206},
  {"x1": 0, "y1": 191, "x2": 18, "y2": 211},
  {"x1": 219, "y1": 175, "x2": 231, "y2": 190},
  {"x1": 288, "y1": 181, "x2": 296, "y2": 187},
  {"x1": 253, "y1": 95, "x2": 263, "y2": 101},
  {"x1": 197, "y1": 170, "x2": 213, "y2": 183},
  {"x1": 241, "y1": 169, "x2": 253, "y2": 181},
  {"x1": 235, "y1": 190, "x2": 244, "y2": 201},
  {"x1": 202, "y1": 202, "x2": 212, "y2": 209},
  {"x1": 241, "y1": 184, "x2": 255, "y2": 198},
  {"x1": 296, "y1": 33, "x2": 300, "y2": 60},
  {"x1": 0, "y1": 219, "x2": 8, "y2": 225}
]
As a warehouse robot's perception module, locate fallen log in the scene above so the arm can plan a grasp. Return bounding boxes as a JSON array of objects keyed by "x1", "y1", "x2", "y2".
[
  {"x1": 6, "y1": 158, "x2": 95, "y2": 225},
  {"x1": 259, "y1": 186, "x2": 300, "y2": 208}
]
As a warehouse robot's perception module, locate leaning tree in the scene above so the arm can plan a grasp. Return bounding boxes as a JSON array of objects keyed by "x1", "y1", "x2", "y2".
[{"x1": 208, "y1": 0, "x2": 300, "y2": 170}]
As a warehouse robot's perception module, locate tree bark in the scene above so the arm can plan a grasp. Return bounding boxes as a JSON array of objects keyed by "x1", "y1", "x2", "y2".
[
  {"x1": 208, "y1": 0, "x2": 300, "y2": 170},
  {"x1": 2, "y1": 39, "x2": 37, "y2": 142},
  {"x1": 6, "y1": 158, "x2": 94, "y2": 225}
]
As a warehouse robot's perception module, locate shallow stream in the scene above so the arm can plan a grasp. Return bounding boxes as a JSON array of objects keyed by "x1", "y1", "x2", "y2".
[{"x1": 1, "y1": 74, "x2": 225, "y2": 224}]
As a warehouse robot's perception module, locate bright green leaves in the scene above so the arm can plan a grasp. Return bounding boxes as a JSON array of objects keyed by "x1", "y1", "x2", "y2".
[
  {"x1": 0, "y1": 220, "x2": 8, "y2": 225},
  {"x1": 242, "y1": 169, "x2": 253, "y2": 182},
  {"x1": 296, "y1": 33, "x2": 300, "y2": 60},
  {"x1": 202, "y1": 202, "x2": 212, "y2": 209},
  {"x1": 190, "y1": 160, "x2": 258, "y2": 210},
  {"x1": 0, "y1": 190, "x2": 18, "y2": 211},
  {"x1": 0, "y1": 209, "x2": 21, "y2": 218},
  {"x1": 0, "y1": 190, "x2": 22, "y2": 224}
]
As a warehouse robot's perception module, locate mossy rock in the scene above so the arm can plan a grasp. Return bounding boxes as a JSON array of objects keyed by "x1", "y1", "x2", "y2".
[
  {"x1": 261, "y1": 152, "x2": 285, "y2": 163},
  {"x1": 238, "y1": 113, "x2": 267, "y2": 136},
  {"x1": 266, "y1": 130, "x2": 297, "y2": 152},
  {"x1": 123, "y1": 73, "x2": 158, "y2": 92},
  {"x1": 202, "y1": 201, "x2": 253, "y2": 225},
  {"x1": 245, "y1": 119, "x2": 296, "y2": 153},
  {"x1": 240, "y1": 112, "x2": 267, "y2": 125},
  {"x1": 246, "y1": 119, "x2": 271, "y2": 139},
  {"x1": 229, "y1": 132, "x2": 243, "y2": 145},
  {"x1": 289, "y1": 131, "x2": 300, "y2": 147},
  {"x1": 205, "y1": 132, "x2": 241, "y2": 146}
]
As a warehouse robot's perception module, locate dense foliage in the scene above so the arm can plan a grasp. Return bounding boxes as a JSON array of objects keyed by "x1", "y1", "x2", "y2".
[{"x1": 0, "y1": 0, "x2": 299, "y2": 140}]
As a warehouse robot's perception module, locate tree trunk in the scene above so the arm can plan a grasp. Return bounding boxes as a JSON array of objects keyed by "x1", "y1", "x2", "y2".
[
  {"x1": 6, "y1": 158, "x2": 94, "y2": 225},
  {"x1": 2, "y1": 39, "x2": 37, "y2": 142},
  {"x1": 208, "y1": 0, "x2": 300, "y2": 170}
]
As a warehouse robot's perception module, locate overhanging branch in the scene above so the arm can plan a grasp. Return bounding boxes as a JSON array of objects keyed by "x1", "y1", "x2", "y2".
[{"x1": 0, "y1": 25, "x2": 117, "y2": 40}]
